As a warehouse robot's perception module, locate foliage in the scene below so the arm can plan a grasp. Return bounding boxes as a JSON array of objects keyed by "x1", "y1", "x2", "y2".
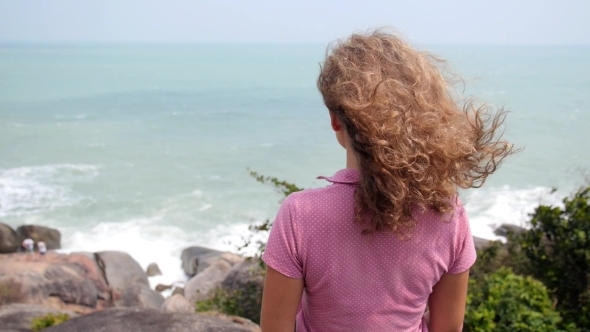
[
  {"x1": 0, "y1": 278, "x2": 23, "y2": 305},
  {"x1": 510, "y1": 187, "x2": 590, "y2": 331},
  {"x1": 31, "y1": 313, "x2": 70, "y2": 331},
  {"x1": 464, "y1": 267, "x2": 565, "y2": 332},
  {"x1": 195, "y1": 264, "x2": 265, "y2": 324}
]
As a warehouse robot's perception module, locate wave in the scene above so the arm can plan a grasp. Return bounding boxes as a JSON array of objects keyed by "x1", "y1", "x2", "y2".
[{"x1": 0, "y1": 164, "x2": 98, "y2": 218}]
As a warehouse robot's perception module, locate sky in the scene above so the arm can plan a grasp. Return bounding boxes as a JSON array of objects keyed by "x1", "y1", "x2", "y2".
[{"x1": 0, "y1": 0, "x2": 589, "y2": 45}]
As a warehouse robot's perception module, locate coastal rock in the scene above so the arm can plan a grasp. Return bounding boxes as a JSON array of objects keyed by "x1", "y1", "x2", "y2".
[
  {"x1": 0, "y1": 223, "x2": 23, "y2": 253},
  {"x1": 172, "y1": 287, "x2": 185, "y2": 296},
  {"x1": 155, "y1": 284, "x2": 173, "y2": 292},
  {"x1": 0, "y1": 253, "x2": 111, "y2": 313},
  {"x1": 16, "y1": 225, "x2": 61, "y2": 250},
  {"x1": 114, "y1": 283, "x2": 165, "y2": 309},
  {"x1": 473, "y1": 236, "x2": 492, "y2": 250},
  {"x1": 185, "y1": 260, "x2": 232, "y2": 303},
  {"x1": 181, "y1": 246, "x2": 223, "y2": 277},
  {"x1": 494, "y1": 223, "x2": 526, "y2": 237},
  {"x1": 43, "y1": 308, "x2": 261, "y2": 332},
  {"x1": 221, "y1": 259, "x2": 265, "y2": 293},
  {"x1": 0, "y1": 303, "x2": 79, "y2": 332},
  {"x1": 95, "y1": 251, "x2": 149, "y2": 289},
  {"x1": 146, "y1": 262, "x2": 162, "y2": 277},
  {"x1": 160, "y1": 294, "x2": 194, "y2": 313}
]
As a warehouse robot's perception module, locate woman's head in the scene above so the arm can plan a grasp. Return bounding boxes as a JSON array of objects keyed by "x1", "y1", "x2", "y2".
[{"x1": 318, "y1": 29, "x2": 516, "y2": 235}]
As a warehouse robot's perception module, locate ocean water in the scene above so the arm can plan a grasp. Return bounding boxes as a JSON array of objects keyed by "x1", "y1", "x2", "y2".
[{"x1": 0, "y1": 44, "x2": 589, "y2": 287}]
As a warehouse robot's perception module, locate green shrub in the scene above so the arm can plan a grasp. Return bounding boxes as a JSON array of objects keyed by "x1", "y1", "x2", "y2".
[
  {"x1": 195, "y1": 280, "x2": 264, "y2": 324},
  {"x1": 511, "y1": 187, "x2": 590, "y2": 330},
  {"x1": 31, "y1": 313, "x2": 70, "y2": 331},
  {"x1": 0, "y1": 278, "x2": 23, "y2": 305},
  {"x1": 464, "y1": 267, "x2": 564, "y2": 332}
]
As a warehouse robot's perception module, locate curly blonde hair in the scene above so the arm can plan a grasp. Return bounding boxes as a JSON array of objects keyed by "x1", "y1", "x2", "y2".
[{"x1": 318, "y1": 29, "x2": 516, "y2": 235}]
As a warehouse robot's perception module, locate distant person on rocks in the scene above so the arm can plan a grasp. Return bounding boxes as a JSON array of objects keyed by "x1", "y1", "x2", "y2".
[
  {"x1": 260, "y1": 29, "x2": 516, "y2": 332},
  {"x1": 22, "y1": 238, "x2": 34, "y2": 259},
  {"x1": 38, "y1": 241, "x2": 47, "y2": 259}
]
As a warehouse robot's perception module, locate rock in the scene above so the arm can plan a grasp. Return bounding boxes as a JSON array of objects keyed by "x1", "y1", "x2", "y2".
[
  {"x1": 95, "y1": 251, "x2": 149, "y2": 289},
  {"x1": 114, "y1": 283, "x2": 164, "y2": 309},
  {"x1": 16, "y1": 224, "x2": 61, "y2": 250},
  {"x1": 221, "y1": 259, "x2": 265, "y2": 293},
  {"x1": 172, "y1": 287, "x2": 185, "y2": 297},
  {"x1": 0, "y1": 253, "x2": 111, "y2": 313},
  {"x1": 146, "y1": 263, "x2": 162, "y2": 277},
  {"x1": 0, "y1": 303, "x2": 79, "y2": 332},
  {"x1": 0, "y1": 223, "x2": 23, "y2": 253},
  {"x1": 155, "y1": 284, "x2": 173, "y2": 292},
  {"x1": 473, "y1": 236, "x2": 492, "y2": 250},
  {"x1": 181, "y1": 246, "x2": 222, "y2": 277},
  {"x1": 494, "y1": 223, "x2": 526, "y2": 237},
  {"x1": 43, "y1": 308, "x2": 261, "y2": 332},
  {"x1": 160, "y1": 294, "x2": 194, "y2": 313},
  {"x1": 185, "y1": 260, "x2": 232, "y2": 303}
]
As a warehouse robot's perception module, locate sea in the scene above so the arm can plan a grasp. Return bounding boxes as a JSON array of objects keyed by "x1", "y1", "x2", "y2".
[{"x1": 0, "y1": 43, "x2": 589, "y2": 288}]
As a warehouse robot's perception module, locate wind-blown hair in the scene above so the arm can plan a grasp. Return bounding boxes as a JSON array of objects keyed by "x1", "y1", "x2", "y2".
[{"x1": 318, "y1": 29, "x2": 516, "y2": 235}]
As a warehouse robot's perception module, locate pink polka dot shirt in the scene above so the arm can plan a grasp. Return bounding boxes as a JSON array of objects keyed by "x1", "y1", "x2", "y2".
[{"x1": 262, "y1": 169, "x2": 476, "y2": 332}]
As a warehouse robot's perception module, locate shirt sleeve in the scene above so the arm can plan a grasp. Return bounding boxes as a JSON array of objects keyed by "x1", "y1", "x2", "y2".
[
  {"x1": 447, "y1": 204, "x2": 477, "y2": 274},
  {"x1": 261, "y1": 194, "x2": 304, "y2": 279}
]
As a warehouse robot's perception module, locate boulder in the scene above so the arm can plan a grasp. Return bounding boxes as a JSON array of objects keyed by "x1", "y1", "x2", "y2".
[
  {"x1": 494, "y1": 223, "x2": 526, "y2": 237},
  {"x1": 113, "y1": 283, "x2": 164, "y2": 309},
  {"x1": 185, "y1": 260, "x2": 232, "y2": 303},
  {"x1": 16, "y1": 225, "x2": 61, "y2": 250},
  {"x1": 221, "y1": 259, "x2": 265, "y2": 293},
  {"x1": 0, "y1": 223, "x2": 23, "y2": 254},
  {"x1": 180, "y1": 246, "x2": 222, "y2": 277},
  {"x1": 473, "y1": 236, "x2": 492, "y2": 250},
  {"x1": 146, "y1": 263, "x2": 162, "y2": 277},
  {"x1": 0, "y1": 253, "x2": 111, "y2": 313},
  {"x1": 43, "y1": 308, "x2": 261, "y2": 332},
  {"x1": 95, "y1": 251, "x2": 149, "y2": 289},
  {"x1": 160, "y1": 294, "x2": 194, "y2": 313},
  {"x1": 0, "y1": 303, "x2": 78, "y2": 332},
  {"x1": 155, "y1": 284, "x2": 173, "y2": 292},
  {"x1": 172, "y1": 287, "x2": 185, "y2": 297}
]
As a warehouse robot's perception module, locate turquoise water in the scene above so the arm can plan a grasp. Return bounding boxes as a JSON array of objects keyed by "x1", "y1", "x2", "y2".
[{"x1": 0, "y1": 44, "x2": 589, "y2": 285}]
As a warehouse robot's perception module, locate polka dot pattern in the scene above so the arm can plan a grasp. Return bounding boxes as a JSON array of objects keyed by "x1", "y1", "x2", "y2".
[{"x1": 262, "y1": 169, "x2": 476, "y2": 332}]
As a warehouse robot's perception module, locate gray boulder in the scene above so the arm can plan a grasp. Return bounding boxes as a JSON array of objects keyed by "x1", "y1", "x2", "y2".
[
  {"x1": 160, "y1": 294, "x2": 194, "y2": 313},
  {"x1": 95, "y1": 251, "x2": 149, "y2": 289},
  {"x1": 0, "y1": 303, "x2": 78, "y2": 332},
  {"x1": 222, "y1": 259, "x2": 265, "y2": 293},
  {"x1": 146, "y1": 262, "x2": 162, "y2": 277},
  {"x1": 185, "y1": 260, "x2": 232, "y2": 303},
  {"x1": 0, "y1": 223, "x2": 23, "y2": 254},
  {"x1": 114, "y1": 283, "x2": 165, "y2": 309},
  {"x1": 494, "y1": 223, "x2": 526, "y2": 237},
  {"x1": 16, "y1": 225, "x2": 61, "y2": 250},
  {"x1": 181, "y1": 246, "x2": 222, "y2": 277},
  {"x1": 95, "y1": 251, "x2": 163, "y2": 309},
  {"x1": 44, "y1": 308, "x2": 261, "y2": 332}
]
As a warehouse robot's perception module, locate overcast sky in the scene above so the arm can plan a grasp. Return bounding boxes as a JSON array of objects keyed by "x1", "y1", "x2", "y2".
[{"x1": 0, "y1": 0, "x2": 588, "y2": 44}]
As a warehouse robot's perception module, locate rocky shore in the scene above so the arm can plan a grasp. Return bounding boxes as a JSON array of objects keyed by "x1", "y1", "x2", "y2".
[
  {"x1": 0, "y1": 223, "x2": 261, "y2": 332},
  {"x1": 0, "y1": 221, "x2": 522, "y2": 332}
]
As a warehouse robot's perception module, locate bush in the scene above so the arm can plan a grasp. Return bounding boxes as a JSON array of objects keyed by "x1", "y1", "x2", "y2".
[
  {"x1": 0, "y1": 278, "x2": 23, "y2": 305},
  {"x1": 512, "y1": 187, "x2": 590, "y2": 330},
  {"x1": 31, "y1": 313, "x2": 70, "y2": 331},
  {"x1": 195, "y1": 279, "x2": 264, "y2": 324},
  {"x1": 464, "y1": 267, "x2": 565, "y2": 332}
]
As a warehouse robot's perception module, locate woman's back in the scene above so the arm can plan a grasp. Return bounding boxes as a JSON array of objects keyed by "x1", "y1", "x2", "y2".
[{"x1": 263, "y1": 169, "x2": 476, "y2": 331}]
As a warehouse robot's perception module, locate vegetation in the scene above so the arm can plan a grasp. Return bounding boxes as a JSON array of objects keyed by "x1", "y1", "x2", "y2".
[
  {"x1": 31, "y1": 313, "x2": 70, "y2": 331},
  {"x1": 0, "y1": 278, "x2": 23, "y2": 305},
  {"x1": 464, "y1": 267, "x2": 564, "y2": 332},
  {"x1": 210, "y1": 169, "x2": 590, "y2": 331}
]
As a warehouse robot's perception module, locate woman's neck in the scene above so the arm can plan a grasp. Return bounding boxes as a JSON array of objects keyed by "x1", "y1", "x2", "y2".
[{"x1": 346, "y1": 147, "x2": 359, "y2": 170}]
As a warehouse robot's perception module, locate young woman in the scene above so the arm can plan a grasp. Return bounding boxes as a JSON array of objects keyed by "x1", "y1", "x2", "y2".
[{"x1": 260, "y1": 30, "x2": 514, "y2": 332}]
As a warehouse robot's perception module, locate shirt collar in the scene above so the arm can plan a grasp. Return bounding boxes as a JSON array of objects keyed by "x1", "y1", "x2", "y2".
[{"x1": 317, "y1": 169, "x2": 360, "y2": 184}]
